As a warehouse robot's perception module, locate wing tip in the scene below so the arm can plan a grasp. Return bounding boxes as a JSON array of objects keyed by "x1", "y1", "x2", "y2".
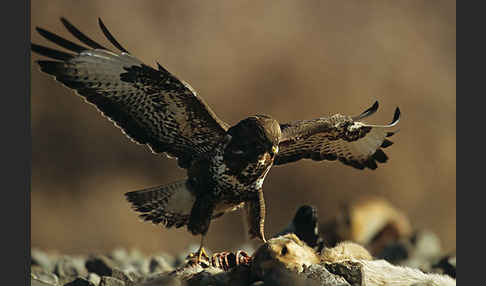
[
  {"x1": 97, "y1": 17, "x2": 104, "y2": 29},
  {"x1": 354, "y1": 100, "x2": 380, "y2": 121},
  {"x1": 381, "y1": 139, "x2": 394, "y2": 148},
  {"x1": 391, "y1": 107, "x2": 401, "y2": 125},
  {"x1": 98, "y1": 17, "x2": 129, "y2": 53},
  {"x1": 372, "y1": 149, "x2": 388, "y2": 163},
  {"x1": 31, "y1": 43, "x2": 74, "y2": 61}
]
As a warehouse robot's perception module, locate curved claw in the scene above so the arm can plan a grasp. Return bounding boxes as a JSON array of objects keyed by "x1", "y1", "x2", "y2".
[
  {"x1": 186, "y1": 247, "x2": 211, "y2": 267},
  {"x1": 353, "y1": 101, "x2": 379, "y2": 121},
  {"x1": 210, "y1": 250, "x2": 252, "y2": 271},
  {"x1": 235, "y1": 250, "x2": 252, "y2": 266}
]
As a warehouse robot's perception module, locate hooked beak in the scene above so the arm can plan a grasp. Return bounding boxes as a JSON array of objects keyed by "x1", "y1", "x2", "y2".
[{"x1": 270, "y1": 145, "x2": 279, "y2": 157}]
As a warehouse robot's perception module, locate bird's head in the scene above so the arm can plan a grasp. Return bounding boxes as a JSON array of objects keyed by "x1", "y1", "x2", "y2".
[{"x1": 225, "y1": 115, "x2": 281, "y2": 159}]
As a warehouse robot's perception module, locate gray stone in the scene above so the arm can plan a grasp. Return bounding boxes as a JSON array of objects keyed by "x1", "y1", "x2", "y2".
[
  {"x1": 87, "y1": 273, "x2": 101, "y2": 286},
  {"x1": 31, "y1": 267, "x2": 60, "y2": 286},
  {"x1": 129, "y1": 258, "x2": 149, "y2": 275},
  {"x1": 64, "y1": 277, "x2": 95, "y2": 286},
  {"x1": 149, "y1": 256, "x2": 173, "y2": 274},
  {"x1": 259, "y1": 265, "x2": 320, "y2": 286},
  {"x1": 31, "y1": 277, "x2": 58, "y2": 286},
  {"x1": 135, "y1": 274, "x2": 182, "y2": 286},
  {"x1": 54, "y1": 256, "x2": 88, "y2": 280},
  {"x1": 86, "y1": 256, "x2": 117, "y2": 277},
  {"x1": 186, "y1": 270, "x2": 230, "y2": 286},
  {"x1": 114, "y1": 268, "x2": 139, "y2": 285},
  {"x1": 303, "y1": 264, "x2": 350, "y2": 286},
  {"x1": 100, "y1": 276, "x2": 125, "y2": 286},
  {"x1": 110, "y1": 249, "x2": 129, "y2": 265},
  {"x1": 324, "y1": 261, "x2": 363, "y2": 286},
  {"x1": 32, "y1": 249, "x2": 56, "y2": 272}
]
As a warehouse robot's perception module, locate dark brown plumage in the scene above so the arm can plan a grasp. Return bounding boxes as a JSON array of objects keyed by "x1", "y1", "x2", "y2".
[{"x1": 31, "y1": 18, "x2": 401, "y2": 257}]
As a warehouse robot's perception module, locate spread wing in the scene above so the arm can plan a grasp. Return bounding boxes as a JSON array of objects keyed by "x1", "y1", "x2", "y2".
[
  {"x1": 274, "y1": 101, "x2": 400, "y2": 170},
  {"x1": 31, "y1": 18, "x2": 229, "y2": 169}
]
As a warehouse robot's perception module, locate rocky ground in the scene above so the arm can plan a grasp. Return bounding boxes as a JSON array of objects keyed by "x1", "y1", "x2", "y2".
[
  {"x1": 31, "y1": 198, "x2": 456, "y2": 286},
  {"x1": 31, "y1": 238, "x2": 455, "y2": 286}
]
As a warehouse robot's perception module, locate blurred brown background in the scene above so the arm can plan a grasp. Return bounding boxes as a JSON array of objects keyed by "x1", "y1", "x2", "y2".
[{"x1": 31, "y1": 1, "x2": 456, "y2": 255}]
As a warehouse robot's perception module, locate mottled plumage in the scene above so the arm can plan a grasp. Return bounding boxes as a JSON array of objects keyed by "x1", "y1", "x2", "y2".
[{"x1": 32, "y1": 18, "x2": 401, "y2": 247}]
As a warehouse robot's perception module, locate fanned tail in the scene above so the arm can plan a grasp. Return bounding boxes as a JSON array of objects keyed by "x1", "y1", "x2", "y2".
[{"x1": 125, "y1": 180, "x2": 196, "y2": 228}]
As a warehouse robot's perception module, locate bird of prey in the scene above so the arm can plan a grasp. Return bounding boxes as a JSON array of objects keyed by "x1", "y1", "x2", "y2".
[{"x1": 31, "y1": 18, "x2": 400, "y2": 263}]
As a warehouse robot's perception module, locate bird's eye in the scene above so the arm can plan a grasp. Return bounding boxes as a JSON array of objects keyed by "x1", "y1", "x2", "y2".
[{"x1": 281, "y1": 246, "x2": 288, "y2": 256}]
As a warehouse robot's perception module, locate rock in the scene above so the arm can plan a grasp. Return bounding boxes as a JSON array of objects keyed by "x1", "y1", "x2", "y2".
[
  {"x1": 257, "y1": 265, "x2": 320, "y2": 286},
  {"x1": 54, "y1": 256, "x2": 88, "y2": 280},
  {"x1": 224, "y1": 265, "x2": 252, "y2": 286},
  {"x1": 135, "y1": 274, "x2": 182, "y2": 286},
  {"x1": 31, "y1": 267, "x2": 60, "y2": 286},
  {"x1": 110, "y1": 249, "x2": 129, "y2": 265},
  {"x1": 185, "y1": 265, "x2": 252, "y2": 286},
  {"x1": 342, "y1": 259, "x2": 456, "y2": 286},
  {"x1": 85, "y1": 255, "x2": 138, "y2": 285},
  {"x1": 64, "y1": 277, "x2": 95, "y2": 286},
  {"x1": 111, "y1": 268, "x2": 138, "y2": 285},
  {"x1": 149, "y1": 256, "x2": 173, "y2": 274},
  {"x1": 31, "y1": 277, "x2": 58, "y2": 286},
  {"x1": 324, "y1": 261, "x2": 363, "y2": 286},
  {"x1": 158, "y1": 253, "x2": 176, "y2": 268},
  {"x1": 170, "y1": 263, "x2": 223, "y2": 281},
  {"x1": 128, "y1": 258, "x2": 149, "y2": 275},
  {"x1": 32, "y1": 249, "x2": 57, "y2": 272},
  {"x1": 186, "y1": 270, "x2": 227, "y2": 286},
  {"x1": 111, "y1": 249, "x2": 148, "y2": 275},
  {"x1": 99, "y1": 276, "x2": 125, "y2": 286},
  {"x1": 431, "y1": 254, "x2": 456, "y2": 278},
  {"x1": 303, "y1": 264, "x2": 350, "y2": 286},
  {"x1": 87, "y1": 273, "x2": 101, "y2": 286},
  {"x1": 86, "y1": 256, "x2": 117, "y2": 277}
]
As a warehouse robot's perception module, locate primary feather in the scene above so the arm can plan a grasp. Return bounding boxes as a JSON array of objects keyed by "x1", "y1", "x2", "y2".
[
  {"x1": 32, "y1": 18, "x2": 228, "y2": 169},
  {"x1": 275, "y1": 102, "x2": 400, "y2": 170}
]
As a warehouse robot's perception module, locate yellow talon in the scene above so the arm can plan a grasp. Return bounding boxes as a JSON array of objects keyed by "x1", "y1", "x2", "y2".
[{"x1": 187, "y1": 246, "x2": 210, "y2": 266}]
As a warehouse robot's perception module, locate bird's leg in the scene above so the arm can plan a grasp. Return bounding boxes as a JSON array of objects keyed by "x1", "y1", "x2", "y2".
[
  {"x1": 187, "y1": 234, "x2": 211, "y2": 266},
  {"x1": 186, "y1": 194, "x2": 215, "y2": 266}
]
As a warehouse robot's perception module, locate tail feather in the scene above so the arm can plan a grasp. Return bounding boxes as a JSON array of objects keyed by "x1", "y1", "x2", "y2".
[{"x1": 125, "y1": 179, "x2": 196, "y2": 228}]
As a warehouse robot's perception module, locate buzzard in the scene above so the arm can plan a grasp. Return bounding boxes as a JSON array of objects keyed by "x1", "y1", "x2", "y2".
[{"x1": 32, "y1": 18, "x2": 400, "y2": 262}]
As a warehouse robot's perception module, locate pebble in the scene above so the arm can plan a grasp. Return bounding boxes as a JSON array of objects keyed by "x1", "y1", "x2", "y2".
[
  {"x1": 148, "y1": 256, "x2": 173, "y2": 274},
  {"x1": 54, "y1": 256, "x2": 88, "y2": 280},
  {"x1": 87, "y1": 273, "x2": 101, "y2": 286},
  {"x1": 99, "y1": 277, "x2": 125, "y2": 286},
  {"x1": 64, "y1": 277, "x2": 95, "y2": 286},
  {"x1": 85, "y1": 256, "x2": 116, "y2": 277},
  {"x1": 31, "y1": 267, "x2": 60, "y2": 286},
  {"x1": 32, "y1": 249, "x2": 57, "y2": 272}
]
